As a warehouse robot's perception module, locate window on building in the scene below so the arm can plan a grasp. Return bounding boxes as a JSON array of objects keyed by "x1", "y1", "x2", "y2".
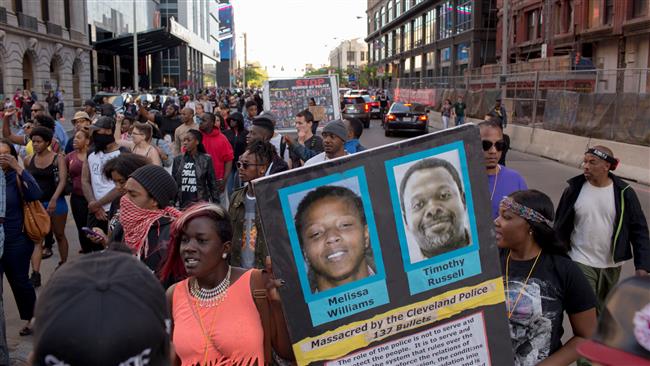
[
  {"x1": 633, "y1": 0, "x2": 647, "y2": 17},
  {"x1": 395, "y1": 0, "x2": 402, "y2": 17},
  {"x1": 413, "y1": 16, "x2": 423, "y2": 48},
  {"x1": 41, "y1": 0, "x2": 49, "y2": 22},
  {"x1": 361, "y1": 51, "x2": 365, "y2": 61},
  {"x1": 388, "y1": 0, "x2": 394, "y2": 22},
  {"x1": 13, "y1": 0, "x2": 23, "y2": 13},
  {"x1": 457, "y1": 42, "x2": 470, "y2": 62},
  {"x1": 457, "y1": 0, "x2": 472, "y2": 33},
  {"x1": 527, "y1": 10, "x2": 537, "y2": 40},
  {"x1": 438, "y1": 1, "x2": 453, "y2": 40},
  {"x1": 605, "y1": 0, "x2": 614, "y2": 23},
  {"x1": 381, "y1": 6, "x2": 386, "y2": 27},
  {"x1": 396, "y1": 27, "x2": 402, "y2": 53},
  {"x1": 347, "y1": 51, "x2": 356, "y2": 62},
  {"x1": 538, "y1": 11, "x2": 543, "y2": 37},
  {"x1": 375, "y1": 11, "x2": 380, "y2": 31},
  {"x1": 404, "y1": 22, "x2": 411, "y2": 51},
  {"x1": 64, "y1": 0, "x2": 70, "y2": 28},
  {"x1": 405, "y1": 0, "x2": 411, "y2": 12},
  {"x1": 427, "y1": 51, "x2": 436, "y2": 71},
  {"x1": 554, "y1": 3, "x2": 562, "y2": 34},
  {"x1": 425, "y1": 10, "x2": 434, "y2": 44},
  {"x1": 414, "y1": 55, "x2": 422, "y2": 71},
  {"x1": 442, "y1": 47, "x2": 451, "y2": 62},
  {"x1": 387, "y1": 32, "x2": 393, "y2": 56},
  {"x1": 588, "y1": 0, "x2": 602, "y2": 28}
]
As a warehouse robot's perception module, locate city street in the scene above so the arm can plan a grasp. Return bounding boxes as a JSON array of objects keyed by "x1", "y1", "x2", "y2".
[{"x1": 3, "y1": 119, "x2": 647, "y2": 363}]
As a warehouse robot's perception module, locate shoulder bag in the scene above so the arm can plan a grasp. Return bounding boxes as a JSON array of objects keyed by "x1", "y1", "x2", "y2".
[{"x1": 16, "y1": 174, "x2": 51, "y2": 243}]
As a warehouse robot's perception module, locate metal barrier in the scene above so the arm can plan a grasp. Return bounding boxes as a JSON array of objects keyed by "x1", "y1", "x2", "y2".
[{"x1": 389, "y1": 69, "x2": 650, "y2": 146}]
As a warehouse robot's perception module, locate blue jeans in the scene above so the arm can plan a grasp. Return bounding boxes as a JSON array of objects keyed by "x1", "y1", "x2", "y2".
[
  {"x1": 0, "y1": 234, "x2": 36, "y2": 321},
  {"x1": 455, "y1": 116, "x2": 465, "y2": 126}
]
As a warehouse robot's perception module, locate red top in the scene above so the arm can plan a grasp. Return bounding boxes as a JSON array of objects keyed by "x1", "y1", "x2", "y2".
[
  {"x1": 201, "y1": 129, "x2": 234, "y2": 180},
  {"x1": 65, "y1": 151, "x2": 85, "y2": 196}
]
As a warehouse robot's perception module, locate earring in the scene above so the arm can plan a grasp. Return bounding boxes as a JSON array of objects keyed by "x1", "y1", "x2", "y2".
[
  {"x1": 529, "y1": 230, "x2": 533, "y2": 236},
  {"x1": 222, "y1": 253, "x2": 227, "y2": 259}
]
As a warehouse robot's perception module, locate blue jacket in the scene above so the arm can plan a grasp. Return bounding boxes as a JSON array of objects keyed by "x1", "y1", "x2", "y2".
[
  {"x1": 344, "y1": 139, "x2": 366, "y2": 154},
  {"x1": 4, "y1": 169, "x2": 42, "y2": 240}
]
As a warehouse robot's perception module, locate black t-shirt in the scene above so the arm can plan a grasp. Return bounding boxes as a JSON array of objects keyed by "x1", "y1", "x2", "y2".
[
  {"x1": 155, "y1": 114, "x2": 182, "y2": 140},
  {"x1": 499, "y1": 250, "x2": 595, "y2": 366},
  {"x1": 179, "y1": 156, "x2": 199, "y2": 208}
]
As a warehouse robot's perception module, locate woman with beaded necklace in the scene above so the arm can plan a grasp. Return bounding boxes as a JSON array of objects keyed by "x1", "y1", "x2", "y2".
[
  {"x1": 160, "y1": 203, "x2": 293, "y2": 365},
  {"x1": 495, "y1": 190, "x2": 597, "y2": 366}
]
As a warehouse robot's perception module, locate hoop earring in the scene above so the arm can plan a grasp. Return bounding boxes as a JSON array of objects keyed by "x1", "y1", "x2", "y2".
[{"x1": 221, "y1": 253, "x2": 227, "y2": 259}]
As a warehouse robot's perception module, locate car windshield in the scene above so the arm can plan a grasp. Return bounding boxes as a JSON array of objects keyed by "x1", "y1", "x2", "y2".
[
  {"x1": 362, "y1": 96, "x2": 372, "y2": 102},
  {"x1": 390, "y1": 103, "x2": 426, "y2": 113},
  {"x1": 344, "y1": 97, "x2": 365, "y2": 104}
]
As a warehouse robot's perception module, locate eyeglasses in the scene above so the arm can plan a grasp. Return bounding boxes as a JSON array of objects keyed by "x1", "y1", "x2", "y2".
[
  {"x1": 236, "y1": 161, "x2": 264, "y2": 170},
  {"x1": 482, "y1": 140, "x2": 506, "y2": 152}
]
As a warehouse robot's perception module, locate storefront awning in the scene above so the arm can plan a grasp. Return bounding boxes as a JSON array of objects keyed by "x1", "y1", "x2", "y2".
[{"x1": 93, "y1": 27, "x2": 186, "y2": 56}]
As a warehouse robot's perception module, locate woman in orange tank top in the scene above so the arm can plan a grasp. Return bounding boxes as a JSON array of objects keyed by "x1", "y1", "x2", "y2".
[{"x1": 159, "y1": 203, "x2": 293, "y2": 366}]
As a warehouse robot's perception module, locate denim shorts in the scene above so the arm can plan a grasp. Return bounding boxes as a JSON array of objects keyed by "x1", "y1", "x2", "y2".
[{"x1": 41, "y1": 197, "x2": 69, "y2": 216}]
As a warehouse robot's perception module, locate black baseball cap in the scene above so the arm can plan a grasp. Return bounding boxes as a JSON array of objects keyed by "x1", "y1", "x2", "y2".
[
  {"x1": 89, "y1": 116, "x2": 115, "y2": 132},
  {"x1": 32, "y1": 250, "x2": 171, "y2": 366},
  {"x1": 83, "y1": 99, "x2": 97, "y2": 108}
]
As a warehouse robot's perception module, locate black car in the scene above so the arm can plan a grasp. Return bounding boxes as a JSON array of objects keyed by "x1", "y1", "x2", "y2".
[
  {"x1": 383, "y1": 102, "x2": 429, "y2": 136},
  {"x1": 341, "y1": 95, "x2": 371, "y2": 128}
]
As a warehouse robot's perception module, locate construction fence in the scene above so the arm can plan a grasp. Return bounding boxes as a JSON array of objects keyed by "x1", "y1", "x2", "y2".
[{"x1": 389, "y1": 68, "x2": 650, "y2": 146}]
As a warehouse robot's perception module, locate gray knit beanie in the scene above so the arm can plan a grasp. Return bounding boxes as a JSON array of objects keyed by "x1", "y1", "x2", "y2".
[
  {"x1": 129, "y1": 165, "x2": 178, "y2": 208},
  {"x1": 322, "y1": 120, "x2": 348, "y2": 142}
]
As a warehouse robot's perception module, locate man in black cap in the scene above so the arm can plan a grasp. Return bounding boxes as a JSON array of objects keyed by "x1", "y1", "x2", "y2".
[
  {"x1": 83, "y1": 99, "x2": 99, "y2": 124},
  {"x1": 110, "y1": 164, "x2": 181, "y2": 273},
  {"x1": 140, "y1": 103, "x2": 182, "y2": 142},
  {"x1": 246, "y1": 114, "x2": 289, "y2": 175},
  {"x1": 30, "y1": 250, "x2": 171, "y2": 365},
  {"x1": 555, "y1": 146, "x2": 650, "y2": 314},
  {"x1": 82, "y1": 116, "x2": 128, "y2": 248},
  {"x1": 304, "y1": 120, "x2": 348, "y2": 166}
]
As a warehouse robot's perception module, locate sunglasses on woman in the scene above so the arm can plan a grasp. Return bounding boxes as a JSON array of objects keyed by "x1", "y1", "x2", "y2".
[{"x1": 482, "y1": 140, "x2": 506, "y2": 152}]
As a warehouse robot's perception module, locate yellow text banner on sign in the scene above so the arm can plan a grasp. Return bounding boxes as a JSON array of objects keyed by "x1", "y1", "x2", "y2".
[{"x1": 293, "y1": 277, "x2": 505, "y2": 365}]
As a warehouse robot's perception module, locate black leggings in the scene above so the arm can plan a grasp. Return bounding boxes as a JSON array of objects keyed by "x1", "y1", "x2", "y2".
[{"x1": 70, "y1": 194, "x2": 97, "y2": 253}]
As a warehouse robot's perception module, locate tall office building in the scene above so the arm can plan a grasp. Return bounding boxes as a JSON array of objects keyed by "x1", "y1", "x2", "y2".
[
  {"x1": 217, "y1": 1, "x2": 235, "y2": 88},
  {"x1": 159, "y1": 0, "x2": 220, "y2": 91}
]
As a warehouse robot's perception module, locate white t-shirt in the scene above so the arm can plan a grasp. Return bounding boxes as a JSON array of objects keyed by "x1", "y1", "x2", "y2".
[
  {"x1": 569, "y1": 181, "x2": 617, "y2": 268},
  {"x1": 88, "y1": 149, "x2": 121, "y2": 211},
  {"x1": 304, "y1": 152, "x2": 348, "y2": 167}
]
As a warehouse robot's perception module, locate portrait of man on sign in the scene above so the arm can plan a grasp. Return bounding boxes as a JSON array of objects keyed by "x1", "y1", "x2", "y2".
[
  {"x1": 295, "y1": 185, "x2": 377, "y2": 293},
  {"x1": 398, "y1": 157, "x2": 470, "y2": 263}
]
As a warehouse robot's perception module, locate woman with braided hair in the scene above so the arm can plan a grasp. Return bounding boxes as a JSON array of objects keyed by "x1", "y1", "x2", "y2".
[{"x1": 495, "y1": 189, "x2": 597, "y2": 366}]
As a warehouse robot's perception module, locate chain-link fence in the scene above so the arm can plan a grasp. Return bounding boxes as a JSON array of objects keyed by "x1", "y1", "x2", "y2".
[{"x1": 389, "y1": 69, "x2": 650, "y2": 146}]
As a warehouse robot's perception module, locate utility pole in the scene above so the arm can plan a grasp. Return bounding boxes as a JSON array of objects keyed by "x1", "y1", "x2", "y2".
[
  {"x1": 243, "y1": 32, "x2": 247, "y2": 89},
  {"x1": 133, "y1": 1, "x2": 138, "y2": 92},
  {"x1": 500, "y1": 0, "x2": 509, "y2": 100}
]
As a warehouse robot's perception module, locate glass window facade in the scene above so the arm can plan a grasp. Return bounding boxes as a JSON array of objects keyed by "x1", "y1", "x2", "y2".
[
  {"x1": 438, "y1": 1, "x2": 453, "y2": 40},
  {"x1": 381, "y1": 6, "x2": 386, "y2": 27},
  {"x1": 457, "y1": 0, "x2": 472, "y2": 33},
  {"x1": 413, "y1": 16, "x2": 423, "y2": 48},
  {"x1": 442, "y1": 47, "x2": 451, "y2": 62},
  {"x1": 396, "y1": 27, "x2": 402, "y2": 53},
  {"x1": 387, "y1": 32, "x2": 394, "y2": 57},
  {"x1": 404, "y1": 22, "x2": 411, "y2": 51},
  {"x1": 588, "y1": 0, "x2": 601, "y2": 28},
  {"x1": 425, "y1": 9, "x2": 434, "y2": 44},
  {"x1": 457, "y1": 42, "x2": 470, "y2": 62},
  {"x1": 395, "y1": 0, "x2": 402, "y2": 17},
  {"x1": 388, "y1": 0, "x2": 394, "y2": 22},
  {"x1": 405, "y1": 0, "x2": 411, "y2": 13}
]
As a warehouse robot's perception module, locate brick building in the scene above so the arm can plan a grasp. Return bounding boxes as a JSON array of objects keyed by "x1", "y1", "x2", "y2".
[{"x1": 496, "y1": 0, "x2": 649, "y2": 77}]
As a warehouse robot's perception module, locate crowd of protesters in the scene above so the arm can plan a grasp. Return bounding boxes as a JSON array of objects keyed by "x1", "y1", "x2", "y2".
[{"x1": 0, "y1": 83, "x2": 646, "y2": 366}]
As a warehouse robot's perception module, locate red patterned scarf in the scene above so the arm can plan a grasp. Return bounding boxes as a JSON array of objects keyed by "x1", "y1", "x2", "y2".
[{"x1": 118, "y1": 195, "x2": 181, "y2": 257}]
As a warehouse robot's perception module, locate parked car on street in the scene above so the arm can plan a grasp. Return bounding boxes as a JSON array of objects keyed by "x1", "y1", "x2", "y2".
[
  {"x1": 383, "y1": 102, "x2": 429, "y2": 136},
  {"x1": 341, "y1": 95, "x2": 371, "y2": 128},
  {"x1": 362, "y1": 95, "x2": 382, "y2": 119}
]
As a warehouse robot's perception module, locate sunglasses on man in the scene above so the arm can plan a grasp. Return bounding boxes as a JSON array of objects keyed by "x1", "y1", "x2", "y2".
[
  {"x1": 482, "y1": 140, "x2": 506, "y2": 152},
  {"x1": 236, "y1": 161, "x2": 265, "y2": 170}
]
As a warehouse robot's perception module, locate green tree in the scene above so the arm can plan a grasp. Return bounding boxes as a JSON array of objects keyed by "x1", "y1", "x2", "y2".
[{"x1": 245, "y1": 66, "x2": 269, "y2": 88}]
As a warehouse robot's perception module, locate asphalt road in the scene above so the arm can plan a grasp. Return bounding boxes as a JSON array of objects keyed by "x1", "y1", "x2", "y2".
[{"x1": 2, "y1": 119, "x2": 648, "y2": 363}]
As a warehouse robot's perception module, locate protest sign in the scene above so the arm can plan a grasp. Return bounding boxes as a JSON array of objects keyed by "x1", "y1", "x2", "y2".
[
  {"x1": 263, "y1": 76, "x2": 341, "y2": 129},
  {"x1": 254, "y1": 125, "x2": 514, "y2": 365}
]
